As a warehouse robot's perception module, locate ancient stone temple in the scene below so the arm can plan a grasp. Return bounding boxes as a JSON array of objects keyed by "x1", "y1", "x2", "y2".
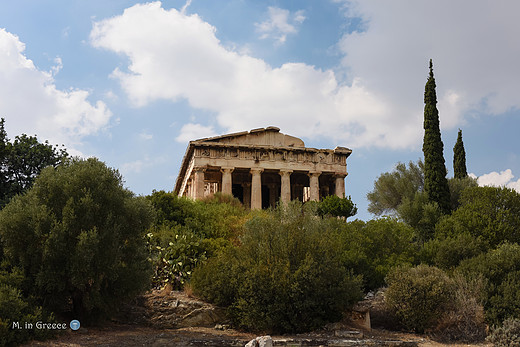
[{"x1": 174, "y1": 127, "x2": 352, "y2": 209}]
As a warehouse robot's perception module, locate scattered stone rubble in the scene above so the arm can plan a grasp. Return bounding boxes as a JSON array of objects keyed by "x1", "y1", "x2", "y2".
[{"x1": 115, "y1": 287, "x2": 420, "y2": 347}]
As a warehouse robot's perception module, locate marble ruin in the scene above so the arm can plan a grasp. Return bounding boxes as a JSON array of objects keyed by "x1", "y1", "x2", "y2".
[{"x1": 174, "y1": 127, "x2": 352, "y2": 209}]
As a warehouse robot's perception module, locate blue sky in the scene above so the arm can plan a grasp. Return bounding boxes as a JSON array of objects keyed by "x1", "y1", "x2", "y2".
[{"x1": 1, "y1": 0, "x2": 519, "y2": 220}]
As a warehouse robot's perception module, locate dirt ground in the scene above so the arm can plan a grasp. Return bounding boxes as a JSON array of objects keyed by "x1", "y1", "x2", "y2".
[
  {"x1": 20, "y1": 289, "x2": 492, "y2": 347},
  {"x1": 21, "y1": 324, "x2": 492, "y2": 347}
]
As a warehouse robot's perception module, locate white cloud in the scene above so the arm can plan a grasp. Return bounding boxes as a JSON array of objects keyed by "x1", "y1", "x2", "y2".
[
  {"x1": 120, "y1": 156, "x2": 167, "y2": 174},
  {"x1": 139, "y1": 131, "x2": 153, "y2": 141},
  {"x1": 0, "y1": 28, "x2": 112, "y2": 150},
  {"x1": 470, "y1": 169, "x2": 520, "y2": 193},
  {"x1": 90, "y1": 1, "x2": 520, "y2": 150},
  {"x1": 175, "y1": 123, "x2": 217, "y2": 143},
  {"x1": 255, "y1": 7, "x2": 306, "y2": 44},
  {"x1": 337, "y1": 0, "x2": 520, "y2": 135},
  {"x1": 90, "y1": 2, "x2": 401, "y2": 149}
]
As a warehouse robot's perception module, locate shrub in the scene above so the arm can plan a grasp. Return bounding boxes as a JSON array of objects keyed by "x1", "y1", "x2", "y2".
[
  {"x1": 432, "y1": 274, "x2": 486, "y2": 342},
  {"x1": 0, "y1": 158, "x2": 154, "y2": 323},
  {"x1": 385, "y1": 265, "x2": 454, "y2": 333},
  {"x1": 456, "y1": 243, "x2": 520, "y2": 325},
  {"x1": 421, "y1": 232, "x2": 486, "y2": 270},
  {"x1": 339, "y1": 218, "x2": 418, "y2": 291},
  {"x1": 0, "y1": 284, "x2": 57, "y2": 346},
  {"x1": 148, "y1": 226, "x2": 216, "y2": 289},
  {"x1": 147, "y1": 190, "x2": 247, "y2": 240},
  {"x1": 146, "y1": 191, "x2": 247, "y2": 288},
  {"x1": 487, "y1": 318, "x2": 520, "y2": 347},
  {"x1": 191, "y1": 201, "x2": 363, "y2": 333}
]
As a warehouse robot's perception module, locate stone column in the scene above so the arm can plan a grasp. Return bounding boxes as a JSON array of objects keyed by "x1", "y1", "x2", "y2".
[
  {"x1": 279, "y1": 170, "x2": 293, "y2": 203},
  {"x1": 193, "y1": 167, "x2": 206, "y2": 200},
  {"x1": 335, "y1": 173, "x2": 347, "y2": 198},
  {"x1": 250, "y1": 168, "x2": 264, "y2": 210},
  {"x1": 308, "y1": 171, "x2": 321, "y2": 201},
  {"x1": 242, "y1": 183, "x2": 251, "y2": 208},
  {"x1": 220, "y1": 167, "x2": 234, "y2": 196}
]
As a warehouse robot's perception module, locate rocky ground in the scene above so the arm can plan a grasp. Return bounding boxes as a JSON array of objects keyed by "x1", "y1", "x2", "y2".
[{"x1": 22, "y1": 288, "x2": 492, "y2": 347}]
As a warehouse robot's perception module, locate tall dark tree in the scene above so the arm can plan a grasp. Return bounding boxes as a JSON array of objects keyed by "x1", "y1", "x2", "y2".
[
  {"x1": 453, "y1": 129, "x2": 468, "y2": 179},
  {"x1": 422, "y1": 60, "x2": 451, "y2": 214}
]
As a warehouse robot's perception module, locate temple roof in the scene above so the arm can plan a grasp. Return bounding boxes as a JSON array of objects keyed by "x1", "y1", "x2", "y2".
[{"x1": 192, "y1": 126, "x2": 305, "y2": 148}]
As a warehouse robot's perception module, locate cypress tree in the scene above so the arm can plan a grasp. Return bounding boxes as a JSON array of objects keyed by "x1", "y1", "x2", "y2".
[
  {"x1": 422, "y1": 60, "x2": 451, "y2": 214},
  {"x1": 453, "y1": 129, "x2": 468, "y2": 179}
]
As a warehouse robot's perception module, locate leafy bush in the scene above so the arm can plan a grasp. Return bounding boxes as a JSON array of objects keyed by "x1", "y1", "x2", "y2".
[
  {"x1": 421, "y1": 232, "x2": 486, "y2": 270},
  {"x1": 147, "y1": 190, "x2": 247, "y2": 240},
  {"x1": 487, "y1": 318, "x2": 520, "y2": 347},
  {"x1": 146, "y1": 191, "x2": 247, "y2": 288},
  {"x1": 0, "y1": 158, "x2": 154, "y2": 323},
  {"x1": 436, "y1": 186, "x2": 520, "y2": 247},
  {"x1": 456, "y1": 243, "x2": 520, "y2": 325},
  {"x1": 148, "y1": 226, "x2": 215, "y2": 289},
  {"x1": 339, "y1": 218, "x2": 417, "y2": 290},
  {"x1": 191, "y1": 201, "x2": 363, "y2": 333},
  {"x1": 385, "y1": 265, "x2": 455, "y2": 333},
  {"x1": 0, "y1": 284, "x2": 56, "y2": 346}
]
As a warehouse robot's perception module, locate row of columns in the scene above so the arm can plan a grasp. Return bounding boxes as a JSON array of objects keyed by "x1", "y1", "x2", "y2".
[{"x1": 192, "y1": 166, "x2": 346, "y2": 209}]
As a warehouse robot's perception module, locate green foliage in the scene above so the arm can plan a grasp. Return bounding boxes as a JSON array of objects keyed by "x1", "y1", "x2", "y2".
[
  {"x1": 367, "y1": 161, "x2": 424, "y2": 216},
  {"x1": 385, "y1": 265, "x2": 455, "y2": 333},
  {"x1": 422, "y1": 60, "x2": 451, "y2": 214},
  {"x1": 456, "y1": 243, "x2": 520, "y2": 325},
  {"x1": 432, "y1": 274, "x2": 486, "y2": 343},
  {"x1": 191, "y1": 201, "x2": 363, "y2": 333},
  {"x1": 0, "y1": 158, "x2": 154, "y2": 322},
  {"x1": 421, "y1": 232, "x2": 486, "y2": 270},
  {"x1": 339, "y1": 218, "x2": 417, "y2": 290},
  {"x1": 147, "y1": 190, "x2": 246, "y2": 240},
  {"x1": 397, "y1": 191, "x2": 441, "y2": 243},
  {"x1": 147, "y1": 226, "x2": 211, "y2": 289},
  {"x1": 0, "y1": 118, "x2": 68, "y2": 208},
  {"x1": 146, "y1": 191, "x2": 246, "y2": 288},
  {"x1": 0, "y1": 261, "x2": 57, "y2": 346},
  {"x1": 453, "y1": 129, "x2": 468, "y2": 179},
  {"x1": 436, "y1": 186, "x2": 520, "y2": 248},
  {"x1": 0, "y1": 284, "x2": 57, "y2": 346},
  {"x1": 447, "y1": 176, "x2": 478, "y2": 211},
  {"x1": 316, "y1": 194, "x2": 357, "y2": 219},
  {"x1": 487, "y1": 318, "x2": 520, "y2": 346}
]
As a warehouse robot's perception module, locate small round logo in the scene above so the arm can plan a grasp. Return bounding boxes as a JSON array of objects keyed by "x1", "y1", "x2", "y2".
[{"x1": 70, "y1": 320, "x2": 80, "y2": 331}]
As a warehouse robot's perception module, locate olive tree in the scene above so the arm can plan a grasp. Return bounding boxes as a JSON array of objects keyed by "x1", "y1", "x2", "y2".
[{"x1": 0, "y1": 158, "x2": 154, "y2": 322}]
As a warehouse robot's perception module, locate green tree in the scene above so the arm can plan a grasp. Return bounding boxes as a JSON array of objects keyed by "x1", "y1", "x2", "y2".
[
  {"x1": 435, "y1": 186, "x2": 520, "y2": 248},
  {"x1": 423, "y1": 60, "x2": 451, "y2": 214},
  {"x1": 316, "y1": 194, "x2": 357, "y2": 219},
  {"x1": 0, "y1": 158, "x2": 153, "y2": 322},
  {"x1": 0, "y1": 118, "x2": 68, "y2": 208},
  {"x1": 453, "y1": 129, "x2": 468, "y2": 179},
  {"x1": 367, "y1": 160, "x2": 424, "y2": 216}
]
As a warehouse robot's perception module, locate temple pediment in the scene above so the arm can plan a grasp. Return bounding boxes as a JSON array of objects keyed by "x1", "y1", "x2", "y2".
[{"x1": 193, "y1": 126, "x2": 305, "y2": 148}]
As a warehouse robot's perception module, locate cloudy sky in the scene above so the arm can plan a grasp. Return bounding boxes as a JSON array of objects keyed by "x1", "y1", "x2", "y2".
[{"x1": 1, "y1": 0, "x2": 519, "y2": 219}]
